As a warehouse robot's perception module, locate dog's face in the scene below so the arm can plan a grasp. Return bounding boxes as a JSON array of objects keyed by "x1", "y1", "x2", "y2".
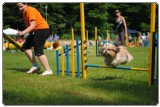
[
  {"x1": 101, "y1": 43, "x2": 119, "y2": 58},
  {"x1": 101, "y1": 44, "x2": 133, "y2": 66}
]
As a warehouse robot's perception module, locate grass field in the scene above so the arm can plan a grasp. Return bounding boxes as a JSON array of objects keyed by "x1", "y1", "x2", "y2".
[{"x1": 3, "y1": 46, "x2": 158, "y2": 105}]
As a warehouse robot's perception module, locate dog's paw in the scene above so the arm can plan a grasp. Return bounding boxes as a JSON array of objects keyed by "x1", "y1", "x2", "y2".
[{"x1": 111, "y1": 61, "x2": 118, "y2": 66}]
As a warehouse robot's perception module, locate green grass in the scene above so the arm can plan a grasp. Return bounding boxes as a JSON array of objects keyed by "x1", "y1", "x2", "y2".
[{"x1": 3, "y1": 46, "x2": 158, "y2": 105}]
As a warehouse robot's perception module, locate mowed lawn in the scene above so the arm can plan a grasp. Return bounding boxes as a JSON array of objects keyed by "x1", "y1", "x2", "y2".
[{"x1": 3, "y1": 46, "x2": 158, "y2": 105}]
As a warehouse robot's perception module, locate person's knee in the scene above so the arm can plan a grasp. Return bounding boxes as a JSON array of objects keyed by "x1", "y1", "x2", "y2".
[
  {"x1": 34, "y1": 52, "x2": 44, "y2": 56},
  {"x1": 22, "y1": 43, "x2": 31, "y2": 50}
]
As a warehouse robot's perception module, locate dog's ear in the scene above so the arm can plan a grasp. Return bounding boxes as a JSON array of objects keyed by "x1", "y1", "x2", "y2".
[
  {"x1": 101, "y1": 48, "x2": 104, "y2": 55},
  {"x1": 115, "y1": 47, "x2": 120, "y2": 53}
]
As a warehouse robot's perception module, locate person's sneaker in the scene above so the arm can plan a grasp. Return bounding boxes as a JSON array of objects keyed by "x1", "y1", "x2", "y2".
[
  {"x1": 27, "y1": 66, "x2": 40, "y2": 74},
  {"x1": 41, "y1": 70, "x2": 53, "y2": 76}
]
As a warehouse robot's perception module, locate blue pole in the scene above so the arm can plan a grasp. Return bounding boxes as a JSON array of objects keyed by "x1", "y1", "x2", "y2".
[
  {"x1": 56, "y1": 50, "x2": 60, "y2": 75},
  {"x1": 115, "y1": 66, "x2": 131, "y2": 70},
  {"x1": 76, "y1": 38, "x2": 80, "y2": 78},
  {"x1": 85, "y1": 64, "x2": 100, "y2": 68},
  {"x1": 103, "y1": 40, "x2": 107, "y2": 46},
  {"x1": 66, "y1": 45, "x2": 70, "y2": 76},
  {"x1": 85, "y1": 64, "x2": 148, "y2": 71}
]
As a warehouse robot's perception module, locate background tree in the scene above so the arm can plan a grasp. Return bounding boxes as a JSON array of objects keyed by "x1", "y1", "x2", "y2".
[{"x1": 3, "y1": 3, "x2": 158, "y2": 39}]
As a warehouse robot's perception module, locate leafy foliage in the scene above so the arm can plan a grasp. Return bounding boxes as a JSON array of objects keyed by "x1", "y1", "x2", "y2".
[{"x1": 3, "y1": 3, "x2": 158, "y2": 38}]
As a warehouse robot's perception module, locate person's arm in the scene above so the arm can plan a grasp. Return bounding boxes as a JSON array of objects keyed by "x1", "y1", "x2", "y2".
[
  {"x1": 121, "y1": 16, "x2": 127, "y2": 35},
  {"x1": 18, "y1": 21, "x2": 36, "y2": 36}
]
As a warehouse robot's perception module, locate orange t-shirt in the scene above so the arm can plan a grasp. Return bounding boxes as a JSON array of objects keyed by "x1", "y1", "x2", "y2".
[{"x1": 23, "y1": 6, "x2": 49, "y2": 31}]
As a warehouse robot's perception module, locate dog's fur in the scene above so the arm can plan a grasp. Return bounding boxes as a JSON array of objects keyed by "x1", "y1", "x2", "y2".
[{"x1": 101, "y1": 43, "x2": 133, "y2": 66}]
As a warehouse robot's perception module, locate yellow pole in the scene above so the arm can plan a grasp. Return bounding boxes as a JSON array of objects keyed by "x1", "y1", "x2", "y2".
[
  {"x1": 71, "y1": 28, "x2": 75, "y2": 77},
  {"x1": 71, "y1": 28, "x2": 74, "y2": 41},
  {"x1": 80, "y1": 3, "x2": 87, "y2": 79},
  {"x1": 95, "y1": 26, "x2": 97, "y2": 44},
  {"x1": 61, "y1": 47, "x2": 65, "y2": 76},
  {"x1": 148, "y1": 3, "x2": 156, "y2": 87},
  {"x1": 86, "y1": 30, "x2": 88, "y2": 46},
  {"x1": 106, "y1": 30, "x2": 108, "y2": 41}
]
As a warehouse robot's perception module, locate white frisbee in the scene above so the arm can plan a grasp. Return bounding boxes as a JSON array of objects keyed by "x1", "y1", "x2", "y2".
[{"x1": 3, "y1": 28, "x2": 18, "y2": 36}]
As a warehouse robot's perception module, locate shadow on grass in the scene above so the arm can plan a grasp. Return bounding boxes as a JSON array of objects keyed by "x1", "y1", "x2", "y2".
[
  {"x1": 82, "y1": 79, "x2": 158, "y2": 105},
  {"x1": 6, "y1": 68, "x2": 42, "y2": 74},
  {"x1": 92, "y1": 76, "x2": 123, "y2": 81},
  {"x1": 3, "y1": 89, "x2": 111, "y2": 105},
  {"x1": 3, "y1": 77, "x2": 158, "y2": 105},
  {"x1": 6, "y1": 68, "x2": 29, "y2": 73},
  {"x1": 2, "y1": 68, "x2": 158, "y2": 105}
]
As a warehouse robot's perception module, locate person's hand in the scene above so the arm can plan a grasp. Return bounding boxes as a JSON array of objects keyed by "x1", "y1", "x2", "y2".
[{"x1": 17, "y1": 31, "x2": 25, "y2": 36}]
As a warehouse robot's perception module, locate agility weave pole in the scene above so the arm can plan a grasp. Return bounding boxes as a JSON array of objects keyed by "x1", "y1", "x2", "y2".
[
  {"x1": 55, "y1": 3, "x2": 87, "y2": 79},
  {"x1": 56, "y1": 38, "x2": 81, "y2": 78},
  {"x1": 58, "y1": 42, "x2": 81, "y2": 56},
  {"x1": 95, "y1": 28, "x2": 109, "y2": 57},
  {"x1": 96, "y1": 39, "x2": 107, "y2": 56}
]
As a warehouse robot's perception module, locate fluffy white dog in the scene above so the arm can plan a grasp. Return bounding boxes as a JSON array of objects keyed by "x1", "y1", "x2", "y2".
[{"x1": 101, "y1": 43, "x2": 133, "y2": 66}]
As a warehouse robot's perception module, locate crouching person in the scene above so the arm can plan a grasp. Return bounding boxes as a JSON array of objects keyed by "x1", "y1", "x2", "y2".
[{"x1": 17, "y1": 3, "x2": 53, "y2": 75}]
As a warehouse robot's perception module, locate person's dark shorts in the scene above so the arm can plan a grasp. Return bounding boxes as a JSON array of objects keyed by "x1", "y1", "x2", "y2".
[{"x1": 22, "y1": 28, "x2": 50, "y2": 56}]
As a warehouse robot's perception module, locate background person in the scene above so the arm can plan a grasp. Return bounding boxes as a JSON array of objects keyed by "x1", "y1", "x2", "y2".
[
  {"x1": 54, "y1": 34, "x2": 59, "y2": 42},
  {"x1": 114, "y1": 9, "x2": 128, "y2": 47}
]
